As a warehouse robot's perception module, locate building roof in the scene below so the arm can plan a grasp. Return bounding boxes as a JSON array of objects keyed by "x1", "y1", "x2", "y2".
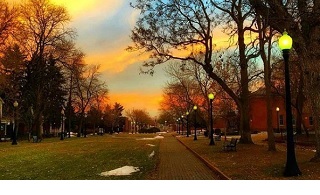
[{"x1": 250, "y1": 87, "x2": 282, "y2": 97}]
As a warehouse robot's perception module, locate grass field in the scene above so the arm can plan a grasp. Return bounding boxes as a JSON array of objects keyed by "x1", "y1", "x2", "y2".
[{"x1": 0, "y1": 133, "x2": 161, "y2": 180}]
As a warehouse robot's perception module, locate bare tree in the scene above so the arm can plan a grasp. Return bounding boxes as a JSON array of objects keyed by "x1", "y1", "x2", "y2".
[
  {"x1": 126, "y1": 108, "x2": 153, "y2": 132},
  {"x1": 128, "y1": 0, "x2": 266, "y2": 143},
  {"x1": 73, "y1": 65, "x2": 108, "y2": 137},
  {"x1": 0, "y1": 1, "x2": 17, "y2": 49}
]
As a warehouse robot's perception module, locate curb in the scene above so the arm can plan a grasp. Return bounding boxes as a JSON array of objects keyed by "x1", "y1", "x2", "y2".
[{"x1": 173, "y1": 134, "x2": 231, "y2": 180}]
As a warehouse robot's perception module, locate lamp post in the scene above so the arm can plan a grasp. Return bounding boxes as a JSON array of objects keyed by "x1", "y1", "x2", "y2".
[
  {"x1": 208, "y1": 93, "x2": 215, "y2": 145},
  {"x1": 181, "y1": 115, "x2": 184, "y2": 135},
  {"x1": 193, "y1": 105, "x2": 198, "y2": 141},
  {"x1": 12, "y1": 101, "x2": 18, "y2": 145},
  {"x1": 0, "y1": 98, "x2": 4, "y2": 138},
  {"x1": 279, "y1": 30, "x2": 301, "y2": 177},
  {"x1": 60, "y1": 109, "x2": 65, "y2": 140},
  {"x1": 178, "y1": 118, "x2": 181, "y2": 134},
  {"x1": 186, "y1": 111, "x2": 189, "y2": 137},
  {"x1": 0, "y1": 97, "x2": 3, "y2": 124},
  {"x1": 164, "y1": 120, "x2": 167, "y2": 131},
  {"x1": 276, "y1": 107, "x2": 282, "y2": 140},
  {"x1": 84, "y1": 113, "x2": 88, "y2": 138}
]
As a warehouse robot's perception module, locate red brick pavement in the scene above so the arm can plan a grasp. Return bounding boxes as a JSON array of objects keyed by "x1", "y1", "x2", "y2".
[{"x1": 152, "y1": 133, "x2": 225, "y2": 180}]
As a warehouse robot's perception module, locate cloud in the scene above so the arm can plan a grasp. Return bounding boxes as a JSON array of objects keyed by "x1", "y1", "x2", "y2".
[{"x1": 109, "y1": 91, "x2": 163, "y2": 117}]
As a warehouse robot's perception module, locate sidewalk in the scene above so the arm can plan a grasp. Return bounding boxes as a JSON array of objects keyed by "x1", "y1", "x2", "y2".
[{"x1": 152, "y1": 133, "x2": 222, "y2": 180}]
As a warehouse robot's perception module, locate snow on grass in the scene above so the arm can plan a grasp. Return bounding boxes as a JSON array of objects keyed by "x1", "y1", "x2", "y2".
[
  {"x1": 149, "y1": 151, "x2": 155, "y2": 158},
  {"x1": 100, "y1": 166, "x2": 140, "y2": 176},
  {"x1": 137, "y1": 135, "x2": 164, "y2": 140},
  {"x1": 147, "y1": 144, "x2": 156, "y2": 147}
]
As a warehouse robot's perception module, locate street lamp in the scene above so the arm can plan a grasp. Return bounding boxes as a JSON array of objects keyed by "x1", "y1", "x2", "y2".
[
  {"x1": 60, "y1": 109, "x2": 65, "y2": 140},
  {"x1": 208, "y1": 93, "x2": 215, "y2": 145},
  {"x1": 279, "y1": 30, "x2": 301, "y2": 177},
  {"x1": 178, "y1": 118, "x2": 181, "y2": 134},
  {"x1": 84, "y1": 113, "x2": 88, "y2": 138},
  {"x1": 164, "y1": 120, "x2": 167, "y2": 131},
  {"x1": 193, "y1": 105, "x2": 198, "y2": 141},
  {"x1": 186, "y1": 111, "x2": 189, "y2": 137},
  {"x1": 12, "y1": 101, "x2": 18, "y2": 145},
  {"x1": 276, "y1": 107, "x2": 282, "y2": 140},
  {"x1": 181, "y1": 116, "x2": 184, "y2": 135}
]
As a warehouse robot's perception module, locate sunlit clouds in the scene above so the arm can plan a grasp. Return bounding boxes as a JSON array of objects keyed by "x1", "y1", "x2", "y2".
[{"x1": 6, "y1": 0, "x2": 234, "y2": 117}]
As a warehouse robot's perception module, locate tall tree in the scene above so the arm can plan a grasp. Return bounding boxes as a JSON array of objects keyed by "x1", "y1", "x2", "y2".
[{"x1": 16, "y1": 0, "x2": 74, "y2": 138}]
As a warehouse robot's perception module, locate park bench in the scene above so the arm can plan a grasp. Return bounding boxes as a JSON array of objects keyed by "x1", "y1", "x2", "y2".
[{"x1": 223, "y1": 138, "x2": 238, "y2": 151}]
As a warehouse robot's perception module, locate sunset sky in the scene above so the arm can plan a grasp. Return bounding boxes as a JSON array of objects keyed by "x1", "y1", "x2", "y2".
[{"x1": 8, "y1": 0, "x2": 230, "y2": 117}]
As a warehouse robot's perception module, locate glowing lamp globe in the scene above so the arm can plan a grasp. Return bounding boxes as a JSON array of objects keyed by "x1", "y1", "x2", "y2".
[
  {"x1": 208, "y1": 93, "x2": 214, "y2": 100},
  {"x1": 279, "y1": 31, "x2": 292, "y2": 50},
  {"x1": 193, "y1": 105, "x2": 197, "y2": 110}
]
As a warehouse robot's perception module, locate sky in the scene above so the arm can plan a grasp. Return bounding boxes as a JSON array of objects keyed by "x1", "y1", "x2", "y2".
[
  {"x1": 8, "y1": 0, "x2": 233, "y2": 118},
  {"x1": 54, "y1": 0, "x2": 169, "y2": 117},
  {"x1": 9, "y1": 0, "x2": 168, "y2": 117}
]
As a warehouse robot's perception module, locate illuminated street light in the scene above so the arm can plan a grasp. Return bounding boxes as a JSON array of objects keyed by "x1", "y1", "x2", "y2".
[
  {"x1": 193, "y1": 105, "x2": 198, "y2": 141},
  {"x1": 208, "y1": 93, "x2": 215, "y2": 145},
  {"x1": 186, "y1": 111, "x2": 189, "y2": 137},
  {"x1": 278, "y1": 30, "x2": 301, "y2": 177}
]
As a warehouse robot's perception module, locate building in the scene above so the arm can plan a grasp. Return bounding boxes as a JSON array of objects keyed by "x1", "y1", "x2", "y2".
[{"x1": 249, "y1": 87, "x2": 313, "y2": 133}]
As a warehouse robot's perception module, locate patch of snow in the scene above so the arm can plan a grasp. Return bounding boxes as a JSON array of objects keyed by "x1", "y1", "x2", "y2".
[
  {"x1": 147, "y1": 144, "x2": 155, "y2": 147},
  {"x1": 137, "y1": 135, "x2": 164, "y2": 140},
  {"x1": 99, "y1": 166, "x2": 140, "y2": 176},
  {"x1": 137, "y1": 138, "x2": 155, "y2": 140},
  {"x1": 149, "y1": 151, "x2": 155, "y2": 158}
]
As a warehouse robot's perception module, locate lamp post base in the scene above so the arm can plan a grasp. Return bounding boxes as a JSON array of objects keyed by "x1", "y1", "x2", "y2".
[{"x1": 284, "y1": 163, "x2": 301, "y2": 177}]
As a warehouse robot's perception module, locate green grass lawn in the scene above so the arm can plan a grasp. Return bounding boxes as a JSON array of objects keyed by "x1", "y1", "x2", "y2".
[{"x1": 0, "y1": 133, "x2": 160, "y2": 180}]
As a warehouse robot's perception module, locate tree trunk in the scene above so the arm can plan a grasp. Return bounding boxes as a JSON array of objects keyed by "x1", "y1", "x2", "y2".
[
  {"x1": 295, "y1": 70, "x2": 305, "y2": 135},
  {"x1": 238, "y1": 26, "x2": 253, "y2": 144},
  {"x1": 305, "y1": 59, "x2": 320, "y2": 161}
]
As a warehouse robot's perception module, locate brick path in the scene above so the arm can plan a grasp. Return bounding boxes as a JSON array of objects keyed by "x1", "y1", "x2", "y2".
[{"x1": 154, "y1": 133, "x2": 221, "y2": 180}]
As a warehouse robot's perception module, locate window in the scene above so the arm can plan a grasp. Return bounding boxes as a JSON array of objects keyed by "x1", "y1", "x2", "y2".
[
  {"x1": 279, "y1": 115, "x2": 284, "y2": 126},
  {"x1": 309, "y1": 117, "x2": 313, "y2": 126}
]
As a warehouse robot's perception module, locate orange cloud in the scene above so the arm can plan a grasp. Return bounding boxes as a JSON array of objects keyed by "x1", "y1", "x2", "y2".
[
  {"x1": 85, "y1": 48, "x2": 149, "y2": 73},
  {"x1": 109, "y1": 91, "x2": 163, "y2": 117}
]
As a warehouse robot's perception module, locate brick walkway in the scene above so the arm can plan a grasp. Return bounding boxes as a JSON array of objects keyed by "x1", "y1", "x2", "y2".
[{"x1": 153, "y1": 133, "x2": 221, "y2": 180}]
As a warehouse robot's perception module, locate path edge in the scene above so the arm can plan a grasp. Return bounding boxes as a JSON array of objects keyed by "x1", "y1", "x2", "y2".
[{"x1": 174, "y1": 134, "x2": 232, "y2": 180}]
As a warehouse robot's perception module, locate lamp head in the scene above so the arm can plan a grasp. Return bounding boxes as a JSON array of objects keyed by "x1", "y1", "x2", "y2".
[
  {"x1": 186, "y1": 111, "x2": 189, "y2": 115},
  {"x1": 208, "y1": 93, "x2": 214, "y2": 100},
  {"x1": 276, "y1": 107, "x2": 280, "y2": 112},
  {"x1": 193, "y1": 105, "x2": 197, "y2": 110},
  {"x1": 13, "y1": 101, "x2": 18, "y2": 108},
  {"x1": 279, "y1": 30, "x2": 292, "y2": 50}
]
